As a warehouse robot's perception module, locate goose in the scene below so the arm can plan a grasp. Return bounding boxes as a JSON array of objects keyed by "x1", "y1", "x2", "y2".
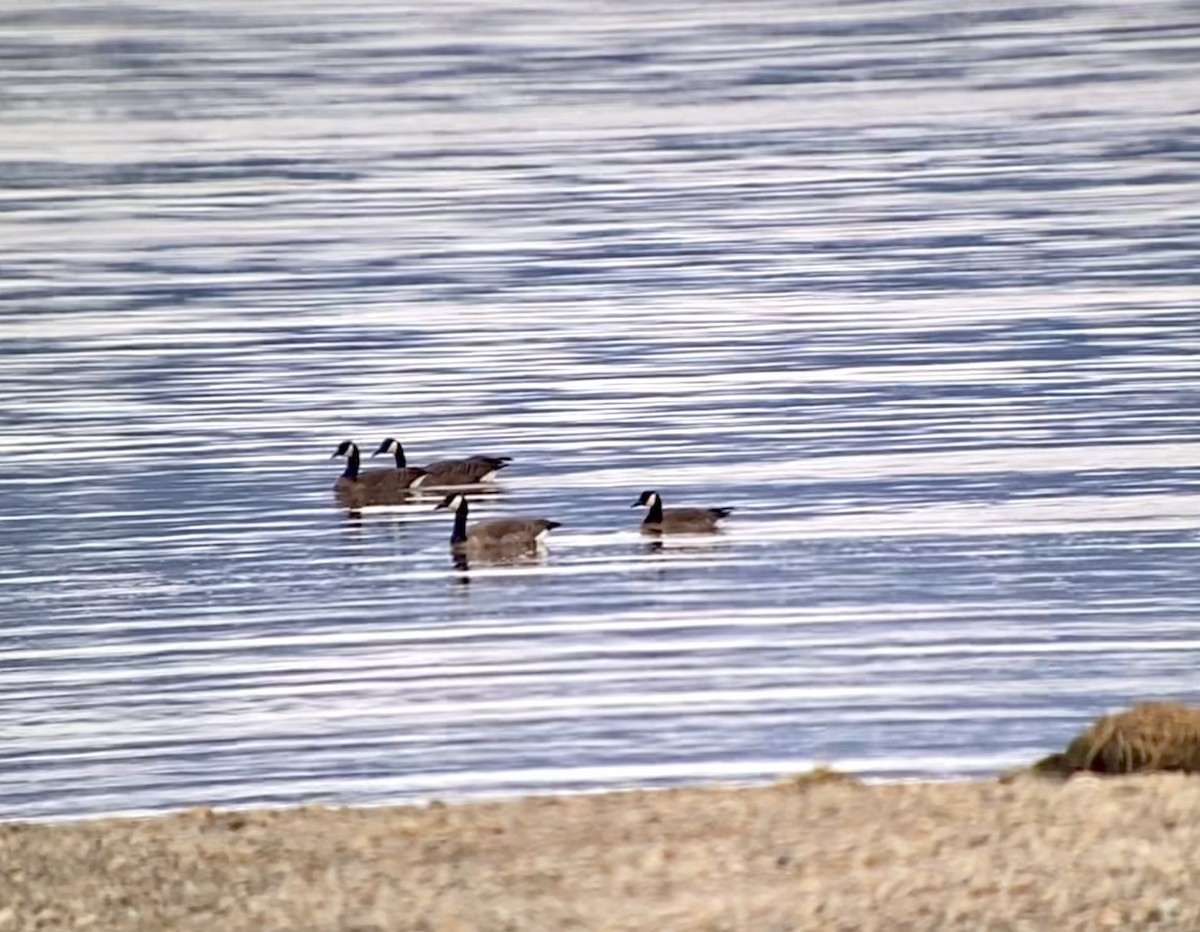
[
  {"x1": 331, "y1": 440, "x2": 426, "y2": 507},
  {"x1": 435, "y1": 493, "x2": 560, "y2": 553},
  {"x1": 373, "y1": 438, "x2": 511, "y2": 486},
  {"x1": 632, "y1": 490, "x2": 732, "y2": 534}
]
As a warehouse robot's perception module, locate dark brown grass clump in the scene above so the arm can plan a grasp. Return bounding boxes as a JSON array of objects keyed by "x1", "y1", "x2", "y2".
[
  {"x1": 783, "y1": 765, "x2": 861, "y2": 789},
  {"x1": 1032, "y1": 702, "x2": 1200, "y2": 777}
]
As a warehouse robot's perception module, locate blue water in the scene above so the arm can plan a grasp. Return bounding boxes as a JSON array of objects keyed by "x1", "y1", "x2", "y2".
[{"x1": 2, "y1": 0, "x2": 1200, "y2": 820}]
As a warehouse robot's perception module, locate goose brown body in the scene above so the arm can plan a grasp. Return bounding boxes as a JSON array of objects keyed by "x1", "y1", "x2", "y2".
[
  {"x1": 436, "y1": 494, "x2": 560, "y2": 553},
  {"x1": 633, "y1": 490, "x2": 732, "y2": 534},
  {"x1": 374, "y1": 438, "x2": 510, "y2": 486},
  {"x1": 332, "y1": 440, "x2": 425, "y2": 508}
]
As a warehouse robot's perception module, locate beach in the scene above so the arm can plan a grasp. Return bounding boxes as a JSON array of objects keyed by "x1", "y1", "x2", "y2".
[{"x1": 4, "y1": 772, "x2": 1199, "y2": 931}]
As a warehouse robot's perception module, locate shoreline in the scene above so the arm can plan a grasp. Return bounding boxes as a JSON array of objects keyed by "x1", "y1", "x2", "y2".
[
  {"x1": 5, "y1": 772, "x2": 1200, "y2": 931},
  {"x1": 0, "y1": 768, "x2": 985, "y2": 828}
]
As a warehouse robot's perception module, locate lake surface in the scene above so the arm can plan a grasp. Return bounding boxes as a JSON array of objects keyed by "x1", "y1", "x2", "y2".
[{"x1": 2, "y1": 0, "x2": 1200, "y2": 821}]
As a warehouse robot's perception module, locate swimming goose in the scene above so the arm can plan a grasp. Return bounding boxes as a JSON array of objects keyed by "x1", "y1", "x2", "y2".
[
  {"x1": 435, "y1": 493, "x2": 560, "y2": 553},
  {"x1": 373, "y1": 438, "x2": 511, "y2": 486},
  {"x1": 331, "y1": 440, "x2": 425, "y2": 507},
  {"x1": 632, "y1": 490, "x2": 732, "y2": 533}
]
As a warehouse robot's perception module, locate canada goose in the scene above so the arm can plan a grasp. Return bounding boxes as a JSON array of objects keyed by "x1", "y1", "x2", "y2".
[
  {"x1": 435, "y1": 493, "x2": 560, "y2": 553},
  {"x1": 373, "y1": 438, "x2": 511, "y2": 486},
  {"x1": 331, "y1": 440, "x2": 425, "y2": 507},
  {"x1": 632, "y1": 490, "x2": 732, "y2": 534}
]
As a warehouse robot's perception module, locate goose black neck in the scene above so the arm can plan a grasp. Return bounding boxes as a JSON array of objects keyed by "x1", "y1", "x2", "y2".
[
  {"x1": 342, "y1": 447, "x2": 360, "y2": 480},
  {"x1": 391, "y1": 445, "x2": 408, "y2": 468},
  {"x1": 645, "y1": 497, "x2": 663, "y2": 523},
  {"x1": 450, "y1": 500, "x2": 469, "y2": 544}
]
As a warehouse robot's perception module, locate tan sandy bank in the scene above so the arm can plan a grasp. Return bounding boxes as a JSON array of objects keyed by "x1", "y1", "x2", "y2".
[{"x1": 3, "y1": 772, "x2": 1200, "y2": 932}]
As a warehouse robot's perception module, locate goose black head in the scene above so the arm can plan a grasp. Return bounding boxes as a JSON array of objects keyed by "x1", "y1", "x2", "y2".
[
  {"x1": 435, "y1": 493, "x2": 468, "y2": 512},
  {"x1": 633, "y1": 490, "x2": 660, "y2": 508},
  {"x1": 372, "y1": 437, "x2": 401, "y2": 458},
  {"x1": 332, "y1": 440, "x2": 358, "y2": 459}
]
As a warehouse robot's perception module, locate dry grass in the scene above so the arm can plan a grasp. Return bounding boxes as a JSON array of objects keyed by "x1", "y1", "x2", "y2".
[
  {"x1": 779, "y1": 765, "x2": 861, "y2": 789},
  {"x1": 1033, "y1": 702, "x2": 1200, "y2": 777},
  {"x1": 5, "y1": 776, "x2": 1200, "y2": 931}
]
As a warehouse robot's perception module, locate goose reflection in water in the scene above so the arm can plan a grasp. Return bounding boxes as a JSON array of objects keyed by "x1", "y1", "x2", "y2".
[
  {"x1": 642, "y1": 537, "x2": 733, "y2": 558},
  {"x1": 450, "y1": 548, "x2": 549, "y2": 575}
]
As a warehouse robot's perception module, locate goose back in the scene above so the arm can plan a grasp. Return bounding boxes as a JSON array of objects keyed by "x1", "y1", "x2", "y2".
[{"x1": 424, "y1": 455, "x2": 510, "y2": 486}]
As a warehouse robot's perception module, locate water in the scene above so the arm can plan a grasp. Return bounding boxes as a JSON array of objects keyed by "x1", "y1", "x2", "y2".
[{"x1": 2, "y1": 0, "x2": 1200, "y2": 821}]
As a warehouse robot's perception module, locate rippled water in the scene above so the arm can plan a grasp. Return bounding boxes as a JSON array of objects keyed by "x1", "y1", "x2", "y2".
[{"x1": 2, "y1": 0, "x2": 1200, "y2": 820}]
